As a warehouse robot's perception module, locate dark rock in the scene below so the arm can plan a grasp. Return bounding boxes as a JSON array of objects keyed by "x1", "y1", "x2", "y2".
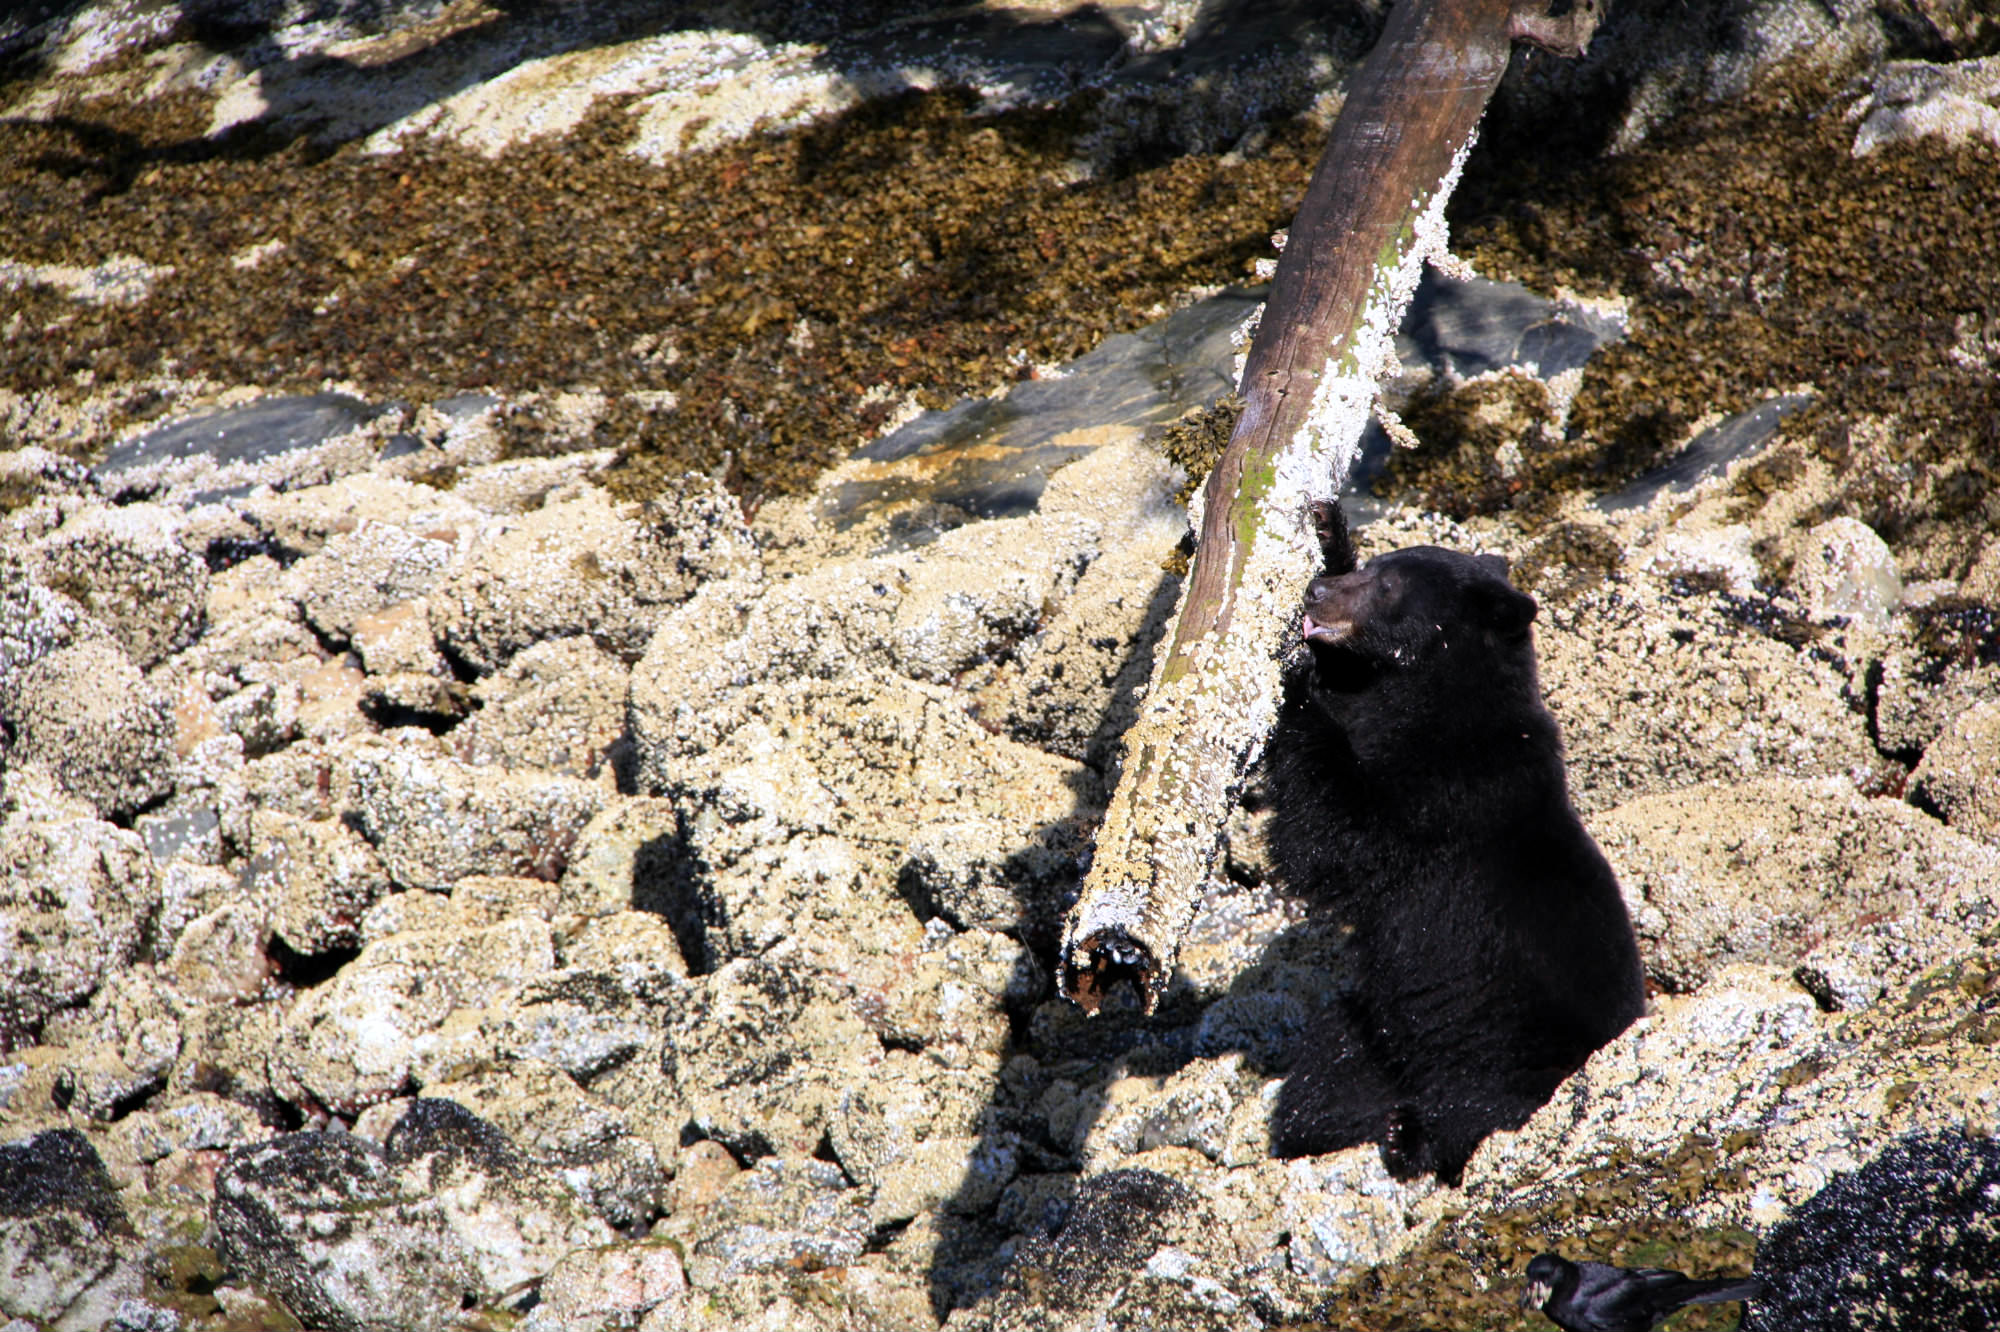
[
  {"x1": 0, "y1": 1129, "x2": 127, "y2": 1234},
  {"x1": 382, "y1": 1098, "x2": 522, "y2": 1174},
  {"x1": 1396, "y1": 270, "x2": 1624, "y2": 383},
  {"x1": 212, "y1": 1131, "x2": 477, "y2": 1332},
  {"x1": 1748, "y1": 1130, "x2": 2000, "y2": 1331},
  {"x1": 433, "y1": 394, "x2": 500, "y2": 419},
  {"x1": 99, "y1": 394, "x2": 376, "y2": 476},
  {"x1": 991, "y1": 1169, "x2": 1192, "y2": 1315},
  {"x1": 0, "y1": 1129, "x2": 142, "y2": 1327},
  {"x1": 138, "y1": 803, "x2": 223, "y2": 867},
  {"x1": 686, "y1": 1157, "x2": 871, "y2": 1285},
  {"x1": 1598, "y1": 393, "x2": 1813, "y2": 512},
  {"x1": 830, "y1": 289, "x2": 1261, "y2": 527}
]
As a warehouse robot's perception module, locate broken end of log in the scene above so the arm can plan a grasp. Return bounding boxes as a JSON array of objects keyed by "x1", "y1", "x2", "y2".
[{"x1": 1061, "y1": 926, "x2": 1162, "y2": 1016}]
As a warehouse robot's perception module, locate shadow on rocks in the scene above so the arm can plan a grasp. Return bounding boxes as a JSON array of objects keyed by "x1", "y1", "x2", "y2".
[
  {"x1": 3, "y1": 0, "x2": 1109, "y2": 184},
  {"x1": 916, "y1": 562, "x2": 1363, "y2": 1324}
]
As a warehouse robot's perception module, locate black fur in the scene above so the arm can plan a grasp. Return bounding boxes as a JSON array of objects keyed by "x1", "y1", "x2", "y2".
[{"x1": 1266, "y1": 501, "x2": 1645, "y2": 1183}]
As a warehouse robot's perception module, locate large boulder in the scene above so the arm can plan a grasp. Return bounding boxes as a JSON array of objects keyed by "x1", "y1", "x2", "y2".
[
  {"x1": 1, "y1": 634, "x2": 175, "y2": 819},
  {"x1": 1909, "y1": 699, "x2": 2000, "y2": 846},
  {"x1": 1595, "y1": 776, "x2": 2000, "y2": 1004}
]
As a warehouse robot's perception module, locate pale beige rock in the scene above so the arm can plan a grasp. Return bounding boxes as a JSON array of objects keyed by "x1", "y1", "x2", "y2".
[
  {"x1": 350, "y1": 599, "x2": 452, "y2": 679},
  {"x1": 2, "y1": 635, "x2": 175, "y2": 818},
  {"x1": 0, "y1": 1046, "x2": 71, "y2": 1138},
  {"x1": 0, "y1": 780, "x2": 158, "y2": 1043},
  {"x1": 1280, "y1": 1148, "x2": 1436, "y2": 1283},
  {"x1": 682, "y1": 1157, "x2": 870, "y2": 1288},
  {"x1": 420, "y1": 1062, "x2": 667, "y2": 1228},
  {"x1": 1080, "y1": 1054, "x2": 1267, "y2": 1171},
  {"x1": 213, "y1": 1131, "x2": 480, "y2": 1332},
  {"x1": 344, "y1": 741, "x2": 604, "y2": 892},
  {"x1": 1910, "y1": 699, "x2": 2000, "y2": 845},
  {"x1": 1962, "y1": 536, "x2": 2000, "y2": 603},
  {"x1": 149, "y1": 579, "x2": 330, "y2": 757},
  {"x1": 415, "y1": 964, "x2": 669, "y2": 1092},
  {"x1": 430, "y1": 481, "x2": 756, "y2": 674},
  {"x1": 351, "y1": 598, "x2": 462, "y2": 718},
  {"x1": 271, "y1": 918, "x2": 556, "y2": 1113},
  {"x1": 858, "y1": 925, "x2": 1038, "y2": 1064},
  {"x1": 165, "y1": 991, "x2": 288, "y2": 1113},
  {"x1": 102, "y1": 1093, "x2": 268, "y2": 1178},
  {"x1": 1595, "y1": 775, "x2": 2000, "y2": 1004},
  {"x1": 454, "y1": 635, "x2": 629, "y2": 778},
  {"x1": 1849, "y1": 54, "x2": 2000, "y2": 156},
  {"x1": 665, "y1": 951, "x2": 877, "y2": 1160},
  {"x1": 210, "y1": 668, "x2": 307, "y2": 755},
  {"x1": 359, "y1": 888, "x2": 460, "y2": 943},
  {"x1": 155, "y1": 859, "x2": 238, "y2": 950},
  {"x1": 295, "y1": 651, "x2": 374, "y2": 741},
  {"x1": 652, "y1": 670, "x2": 1086, "y2": 965},
  {"x1": 521, "y1": 1238, "x2": 687, "y2": 1332},
  {"x1": 832, "y1": 1052, "x2": 1009, "y2": 1224},
  {"x1": 1796, "y1": 516, "x2": 1902, "y2": 627},
  {"x1": 629, "y1": 445, "x2": 1178, "y2": 787},
  {"x1": 447, "y1": 873, "x2": 564, "y2": 925},
  {"x1": 244, "y1": 472, "x2": 484, "y2": 556},
  {"x1": 1876, "y1": 635, "x2": 2000, "y2": 758},
  {"x1": 166, "y1": 904, "x2": 272, "y2": 1005},
  {"x1": 560, "y1": 909, "x2": 686, "y2": 977},
  {"x1": 447, "y1": 450, "x2": 616, "y2": 515},
  {"x1": 242, "y1": 808, "x2": 394, "y2": 956},
  {"x1": 292, "y1": 519, "x2": 457, "y2": 640},
  {"x1": 1460, "y1": 962, "x2": 2000, "y2": 1233},
  {"x1": 203, "y1": 552, "x2": 287, "y2": 624},
  {"x1": 1536, "y1": 578, "x2": 1879, "y2": 814},
  {"x1": 29, "y1": 501, "x2": 208, "y2": 668},
  {"x1": 38, "y1": 967, "x2": 182, "y2": 1121},
  {"x1": 236, "y1": 740, "x2": 342, "y2": 824},
  {"x1": 556, "y1": 797, "x2": 682, "y2": 920},
  {"x1": 388, "y1": 1103, "x2": 617, "y2": 1301},
  {"x1": 661, "y1": 1140, "x2": 741, "y2": 1233}
]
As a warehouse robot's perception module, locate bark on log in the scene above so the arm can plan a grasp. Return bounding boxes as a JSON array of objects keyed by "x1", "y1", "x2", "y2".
[{"x1": 1060, "y1": 0, "x2": 1603, "y2": 1013}]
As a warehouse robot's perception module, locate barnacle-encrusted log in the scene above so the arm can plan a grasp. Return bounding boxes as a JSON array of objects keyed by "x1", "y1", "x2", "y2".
[{"x1": 1060, "y1": 0, "x2": 1603, "y2": 1012}]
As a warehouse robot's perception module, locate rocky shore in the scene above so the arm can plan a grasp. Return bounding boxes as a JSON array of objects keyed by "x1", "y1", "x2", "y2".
[{"x1": 5, "y1": 1, "x2": 2000, "y2": 1329}]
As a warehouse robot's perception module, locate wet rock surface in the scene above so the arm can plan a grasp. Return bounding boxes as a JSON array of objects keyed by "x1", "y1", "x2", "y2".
[{"x1": 3, "y1": 2, "x2": 1999, "y2": 1330}]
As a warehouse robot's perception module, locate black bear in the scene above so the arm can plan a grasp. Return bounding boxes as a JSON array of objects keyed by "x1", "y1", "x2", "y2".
[{"x1": 1265, "y1": 501, "x2": 1645, "y2": 1184}]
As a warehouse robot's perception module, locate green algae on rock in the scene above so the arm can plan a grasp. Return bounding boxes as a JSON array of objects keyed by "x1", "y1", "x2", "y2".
[
  {"x1": 2, "y1": 58, "x2": 1329, "y2": 502},
  {"x1": 1373, "y1": 60, "x2": 2000, "y2": 589}
]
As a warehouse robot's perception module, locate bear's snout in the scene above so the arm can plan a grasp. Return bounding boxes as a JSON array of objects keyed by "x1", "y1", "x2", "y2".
[{"x1": 1302, "y1": 573, "x2": 1367, "y2": 645}]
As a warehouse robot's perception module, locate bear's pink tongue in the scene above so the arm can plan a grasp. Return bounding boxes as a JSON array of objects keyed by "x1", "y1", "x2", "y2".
[{"x1": 1303, "y1": 614, "x2": 1347, "y2": 644}]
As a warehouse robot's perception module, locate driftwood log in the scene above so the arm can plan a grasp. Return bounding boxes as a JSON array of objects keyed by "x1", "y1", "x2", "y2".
[{"x1": 1059, "y1": 0, "x2": 1604, "y2": 1013}]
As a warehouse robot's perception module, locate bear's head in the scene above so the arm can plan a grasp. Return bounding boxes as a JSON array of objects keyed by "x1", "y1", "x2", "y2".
[{"x1": 1297, "y1": 546, "x2": 1542, "y2": 750}]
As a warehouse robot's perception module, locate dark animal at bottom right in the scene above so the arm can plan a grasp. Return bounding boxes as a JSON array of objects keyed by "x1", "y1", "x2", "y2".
[
  {"x1": 1266, "y1": 500, "x2": 1646, "y2": 1182},
  {"x1": 1521, "y1": 1253, "x2": 1763, "y2": 1332}
]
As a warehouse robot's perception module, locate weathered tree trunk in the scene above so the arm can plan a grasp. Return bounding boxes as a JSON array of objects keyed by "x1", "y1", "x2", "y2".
[{"x1": 1060, "y1": 0, "x2": 1603, "y2": 1012}]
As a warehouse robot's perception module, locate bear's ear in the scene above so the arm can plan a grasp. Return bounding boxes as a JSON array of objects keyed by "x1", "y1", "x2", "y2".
[
  {"x1": 1471, "y1": 579, "x2": 1537, "y2": 636},
  {"x1": 1475, "y1": 553, "x2": 1511, "y2": 580}
]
